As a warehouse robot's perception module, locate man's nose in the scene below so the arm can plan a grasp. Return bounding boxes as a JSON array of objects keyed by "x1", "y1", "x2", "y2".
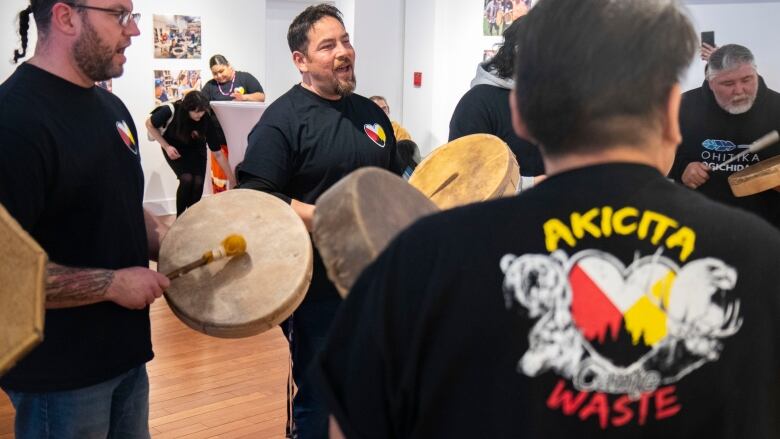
[{"x1": 126, "y1": 18, "x2": 141, "y2": 37}]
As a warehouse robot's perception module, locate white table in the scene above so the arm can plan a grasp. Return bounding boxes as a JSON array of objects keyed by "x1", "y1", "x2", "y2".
[{"x1": 210, "y1": 101, "x2": 267, "y2": 173}]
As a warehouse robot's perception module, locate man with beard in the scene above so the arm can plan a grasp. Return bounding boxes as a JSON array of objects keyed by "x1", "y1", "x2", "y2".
[
  {"x1": 0, "y1": 1, "x2": 169, "y2": 437},
  {"x1": 237, "y1": 4, "x2": 399, "y2": 438},
  {"x1": 670, "y1": 44, "x2": 780, "y2": 227}
]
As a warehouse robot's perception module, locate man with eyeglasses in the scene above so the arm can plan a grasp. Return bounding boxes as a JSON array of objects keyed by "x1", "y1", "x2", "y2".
[{"x1": 0, "y1": 1, "x2": 168, "y2": 438}]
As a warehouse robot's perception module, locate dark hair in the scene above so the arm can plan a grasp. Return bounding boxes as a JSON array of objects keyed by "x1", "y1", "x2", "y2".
[
  {"x1": 170, "y1": 90, "x2": 211, "y2": 144},
  {"x1": 514, "y1": 0, "x2": 697, "y2": 155},
  {"x1": 209, "y1": 54, "x2": 230, "y2": 68},
  {"x1": 707, "y1": 44, "x2": 755, "y2": 79},
  {"x1": 13, "y1": 5, "x2": 33, "y2": 63},
  {"x1": 483, "y1": 16, "x2": 524, "y2": 79},
  {"x1": 14, "y1": 0, "x2": 91, "y2": 63},
  {"x1": 287, "y1": 4, "x2": 344, "y2": 53}
]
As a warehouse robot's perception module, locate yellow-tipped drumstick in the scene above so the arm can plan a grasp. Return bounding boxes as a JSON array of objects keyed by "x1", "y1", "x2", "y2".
[{"x1": 165, "y1": 234, "x2": 247, "y2": 280}]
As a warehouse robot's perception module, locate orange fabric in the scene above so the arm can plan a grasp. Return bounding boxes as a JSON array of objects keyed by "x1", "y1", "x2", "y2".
[{"x1": 210, "y1": 145, "x2": 229, "y2": 193}]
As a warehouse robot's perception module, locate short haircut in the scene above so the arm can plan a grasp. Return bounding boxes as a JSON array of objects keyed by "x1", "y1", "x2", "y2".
[
  {"x1": 706, "y1": 44, "x2": 756, "y2": 79},
  {"x1": 287, "y1": 3, "x2": 344, "y2": 54},
  {"x1": 514, "y1": 0, "x2": 697, "y2": 156}
]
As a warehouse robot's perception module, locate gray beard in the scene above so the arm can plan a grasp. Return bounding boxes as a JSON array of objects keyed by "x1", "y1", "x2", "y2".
[
  {"x1": 724, "y1": 100, "x2": 754, "y2": 115},
  {"x1": 73, "y1": 16, "x2": 121, "y2": 82}
]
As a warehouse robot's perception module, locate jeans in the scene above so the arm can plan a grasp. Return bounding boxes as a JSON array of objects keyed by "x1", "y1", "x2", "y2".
[
  {"x1": 282, "y1": 295, "x2": 341, "y2": 439},
  {"x1": 3, "y1": 364, "x2": 150, "y2": 439}
]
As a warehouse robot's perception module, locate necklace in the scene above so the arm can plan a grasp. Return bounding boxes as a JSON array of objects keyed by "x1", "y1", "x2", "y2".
[{"x1": 216, "y1": 74, "x2": 235, "y2": 96}]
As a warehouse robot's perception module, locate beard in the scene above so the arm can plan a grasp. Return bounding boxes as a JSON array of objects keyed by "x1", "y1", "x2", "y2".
[
  {"x1": 335, "y1": 74, "x2": 356, "y2": 97},
  {"x1": 722, "y1": 95, "x2": 756, "y2": 115},
  {"x1": 73, "y1": 17, "x2": 123, "y2": 81}
]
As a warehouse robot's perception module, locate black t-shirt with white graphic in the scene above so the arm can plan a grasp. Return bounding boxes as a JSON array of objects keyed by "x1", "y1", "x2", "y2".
[
  {"x1": 316, "y1": 163, "x2": 780, "y2": 438},
  {"x1": 239, "y1": 84, "x2": 400, "y2": 301},
  {"x1": 202, "y1": 71, "x2": 263, "y2": 102},
  {"x1": 0, "y1": 63, "x2": 152, "y2": 392},
  {"x1": 670, "y1": 77, "x2": 780, "y2": 227}
]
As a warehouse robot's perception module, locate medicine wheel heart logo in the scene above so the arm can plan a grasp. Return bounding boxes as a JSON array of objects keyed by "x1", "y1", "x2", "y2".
[
  {"x1": 500, "y1": 250, "x2": 742, "y2": 396},
  {"x1": 116, "y1": 120, "x2": 138, "y2": 155},
  {"x1": 363, "y1": 123, "x2": 386, "y2": 147}
]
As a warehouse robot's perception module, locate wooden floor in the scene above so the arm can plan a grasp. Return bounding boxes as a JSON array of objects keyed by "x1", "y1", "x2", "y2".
[{"x1": 0, "y1": 299, "x2": 290, "y2": 438}]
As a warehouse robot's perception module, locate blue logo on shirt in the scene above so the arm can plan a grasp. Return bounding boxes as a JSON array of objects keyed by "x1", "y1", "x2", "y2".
[{"x1": 701, "y1": 139, "x2": 749, "y2": 152}]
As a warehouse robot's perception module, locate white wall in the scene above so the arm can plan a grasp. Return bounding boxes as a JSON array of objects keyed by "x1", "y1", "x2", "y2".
[
  {"x1": 401, "y1": 0, "x2": 504, "y2": 156},
  {"x1": 352, "y1": 0, "x2": 405, "y2": 123},
  {"x1": 681, "y1": 2, "x2": 780, "y2": 92}
]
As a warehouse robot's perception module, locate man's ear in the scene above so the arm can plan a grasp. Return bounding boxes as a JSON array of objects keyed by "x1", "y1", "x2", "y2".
[
  {"x1": 509, "y1": 91, "x2": 532, "y2": 141},
  {"x1": 50, "y1": 2, "x2": 80, "y2": 37},
  {"x1": 292, "y1": 51, "x2": 309, "y2": 74},
  {"x1": 663, "y1": 83, "x2": 682, "y2": 147}
]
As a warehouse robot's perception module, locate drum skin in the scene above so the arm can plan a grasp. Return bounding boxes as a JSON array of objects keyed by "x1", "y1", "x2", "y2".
[
  {"x1": 409, "y1": 133, "x2": 520, "y2": 209},
  {"x1": 728, "y1": 155, "x2": 780, "y2": 197},
  {"x1": 313, "y1": 167, "x2": 439, "y2": 297},
  {"x1": 158, "y1": 189, "x2": 312, "y2": 338}
]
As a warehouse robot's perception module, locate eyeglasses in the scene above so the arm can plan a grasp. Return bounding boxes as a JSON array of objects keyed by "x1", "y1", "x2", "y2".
[{"x1": 63, "y1": 2, "x2": 141, "y2": 27}]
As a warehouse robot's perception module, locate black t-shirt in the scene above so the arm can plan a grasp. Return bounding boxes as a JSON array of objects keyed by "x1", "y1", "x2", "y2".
[
  {"x1": 150, "y1": 103, "x2": 222, "y2": 154},
  {"x1": 239, "y1": 84, "x2": 400, "y2": 301},
  {"x1": 202, "y1": 71, "x2": 263, "y2": 102},
  {"x1": 670, "y1": 77, "x2": 780, "y2": 227},
  {"x1": 449, "y1": 84, "x2": 545, "y2": 177},
  {"x1": 316, "y1": 163, "x2": 780, "y2": 438},
  {"x1": 0, "y1": 63, "x2": 153, "y2": 392}
]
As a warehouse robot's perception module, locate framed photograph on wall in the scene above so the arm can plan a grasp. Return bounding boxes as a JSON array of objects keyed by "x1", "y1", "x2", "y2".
[
  {"x1": 154, "y1": 70, "x2": 202, "y2": 105},
  {"x1": 153, "y1": 15, "x2": 202, "y2": 59},
  {"x1": 483, "y1": 0, "x2": 535, "y2": 36},
  {"x1": 483, "y1": 49, "x2": 497, "y2": 61}
]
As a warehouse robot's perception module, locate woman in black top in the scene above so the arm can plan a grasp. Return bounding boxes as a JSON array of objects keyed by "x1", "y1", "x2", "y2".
[
  {"x1": 146, "y1": 91, "x2": 233, "y2": 216},
  {"x1": 202, "y1": 54, "x2": 265, "y2": 102}
]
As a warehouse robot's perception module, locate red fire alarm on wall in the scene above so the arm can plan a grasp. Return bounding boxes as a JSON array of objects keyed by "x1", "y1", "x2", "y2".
[{"x1": 413, "y1": 72, "x2": 422, "y2": 87}]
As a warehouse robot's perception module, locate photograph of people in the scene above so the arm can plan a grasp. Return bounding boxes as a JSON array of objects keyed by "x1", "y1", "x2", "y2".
[
  {"x1": 153, "y1": 14, "x2": 201, "y2": 59},
  {"x1": 153, "y1": 70, "x2": 201, "y2": 105},
  {"x1": 483, "y1": 0, "x2": 533, "y2": 36}
]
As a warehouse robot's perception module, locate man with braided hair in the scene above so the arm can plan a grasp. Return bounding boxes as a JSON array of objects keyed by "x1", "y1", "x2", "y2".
[{"x1": 0, "y1": 1, "x2": 168, "y2": 437}]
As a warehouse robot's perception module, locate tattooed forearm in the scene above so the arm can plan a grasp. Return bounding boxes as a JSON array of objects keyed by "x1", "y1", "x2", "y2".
[{"x1": 46, "y1": 263, "x2": 115, "y2": 308}]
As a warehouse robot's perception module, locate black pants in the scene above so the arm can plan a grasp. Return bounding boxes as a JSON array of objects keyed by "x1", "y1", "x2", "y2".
[{"x1": 162, "y1": 147, "x2": 206, "y2": 216}]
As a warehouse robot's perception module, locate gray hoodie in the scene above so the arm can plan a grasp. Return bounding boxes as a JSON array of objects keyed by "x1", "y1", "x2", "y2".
[{"x1": 469, "y1": 62, "x2": 514, "y2": 90}]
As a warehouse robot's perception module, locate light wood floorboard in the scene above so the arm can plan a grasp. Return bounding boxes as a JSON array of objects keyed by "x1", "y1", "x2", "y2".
[{"x1": 0, "y1": 299, "x2": 289, "y2": 438}]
